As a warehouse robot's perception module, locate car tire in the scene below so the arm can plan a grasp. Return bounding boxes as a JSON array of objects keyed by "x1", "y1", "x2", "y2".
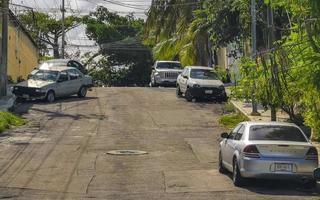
[
  {"x1": 46, "y1": 91, "x2": 55, "y2": 103},
  {"x1": 176, "y1": 85, "x2": 182, "y2": 98},
  {"x1": 218, "y1": 152, "x2": 227, "y2": 174},
  {"x1": 151, "y1": 77, "x2": 158, "y2": 87},
  {"x1": 305, "y1": 179, "x2": 317, "y2": 189},
  {"x1": 233, "y1": 158, "x2": 245, "y2": 187},
  {"x1": 78, "y1": 86, "x2": 87, "y2": 98},
  {"x1": 185, "y1": 89, "x2": 193, "y2": 102}
]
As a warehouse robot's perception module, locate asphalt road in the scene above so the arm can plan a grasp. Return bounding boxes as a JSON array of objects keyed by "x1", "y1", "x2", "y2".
[{"x1": 0, "y1": 87, "x2": 318, "y2": 199}]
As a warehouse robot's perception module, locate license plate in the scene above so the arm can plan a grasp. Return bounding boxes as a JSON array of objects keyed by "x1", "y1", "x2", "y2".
[
  {"x1": 205, "y1": 90, "x2": 213, "y2": 94},
  {"x1": 22, "y1": 94, "x2": 29, "y2": 98},
  {"x1": 275, "y1": 163, "x2": 292, "y2": 172}
]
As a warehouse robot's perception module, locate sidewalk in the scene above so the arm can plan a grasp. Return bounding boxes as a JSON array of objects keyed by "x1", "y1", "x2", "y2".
[{"x1": 231, "y1": 100, "x2": 290, "y2": 122}]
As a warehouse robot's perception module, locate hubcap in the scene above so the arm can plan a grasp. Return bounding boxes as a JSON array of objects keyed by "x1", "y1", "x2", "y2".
[
  {"x1": 48, "y1": 93, "x2": 54, "y2": 102},
  {"x1": 81, "y1": 87, "x2": 86, "y2": 96},
  {"x1": 233, "y1": 163, "x2": 237, "y2": 182}
]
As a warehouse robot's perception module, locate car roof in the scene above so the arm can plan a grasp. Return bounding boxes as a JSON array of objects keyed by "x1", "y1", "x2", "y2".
[
  {"x1": 186, "y1": 66, "x2": 213, "y2": 70},
  {"x1": 156, "y1": 60, "x2": 181, "y2": 63},
  {"x1": 242, "y1": 121, "x2": 299, "y2": 127},
  {"x1": 39, "y1": 66, "x2": 77, "y2": 72}
]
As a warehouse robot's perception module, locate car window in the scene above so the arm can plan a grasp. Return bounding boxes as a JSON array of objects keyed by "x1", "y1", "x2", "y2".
[
  {"x1": 190, "y1": 69, "x2": 218, "y2": 80},
  {"x1": 229, "y1": 124, "x2": 243, "y2": 140},
  {"x1": 249, "y1": 125, "x2": 307, "y2": 142},
  {"x1": 69, "y1": 69, "x2": 80, "y2": 80},
  {"x1": 234, "y1": 125, "x2": 245, "y2": 140},
  {"x1": 156, "y1": 62, "x2": 182, "y2": 69},
  {"x1": 58, "y1": 71, "x2": 69, "y2": 82}
]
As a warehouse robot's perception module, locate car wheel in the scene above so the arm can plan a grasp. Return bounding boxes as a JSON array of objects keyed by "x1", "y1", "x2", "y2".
[
  {"x1": 304, "y1": 179, "x2": 317, "y2": 189},
  {"x1": 176, "y1": 85, "x2": 182, "y2": 98},
  {"x1": 185, "y1": 89, "x2": 193, "y2": 102},
  {"x1": 218, "y1": 152, "x2": 227, "y2": 174},
  {"x1": 233, "y1": 158, "x2": 245, "y2": 187},
  {"x1": 78, "y1": 86, "x2": 87, "y2": 98},
  {"x1": 151, "y1": 77, "x2": 158, "y2": 87},
  {"x1": 46, "y1": 91, "x2": 55, "y2": 103}
]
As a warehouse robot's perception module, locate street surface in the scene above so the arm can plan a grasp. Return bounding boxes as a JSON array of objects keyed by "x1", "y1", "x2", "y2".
[{"x1": 0, "y1": 87, "x2": 318, "y2": 199}]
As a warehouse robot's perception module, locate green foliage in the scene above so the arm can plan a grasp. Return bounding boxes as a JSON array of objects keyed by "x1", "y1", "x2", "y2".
[
  {"x1": 219, "y1": 113, "x2": 249, "y2": 129},
  {"x1": 84, "y1": 8, "x2": 153, "y2": 86},
  {"x1": 19, "y1": 11, "x2": 80, "y2": 58},
  {"x1": 0, "y1": 112, "x2": 26, "y2": 133}
]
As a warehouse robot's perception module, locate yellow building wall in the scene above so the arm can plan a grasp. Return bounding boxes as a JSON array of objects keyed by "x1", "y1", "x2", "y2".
[{"x1": 7, "y1": 22, "x2": 39, "y2": 81}]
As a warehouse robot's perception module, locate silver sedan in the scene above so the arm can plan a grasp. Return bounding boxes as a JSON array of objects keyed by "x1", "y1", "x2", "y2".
[{"x1": 219, "y1": 121, "x2": 319, "y2": 187}]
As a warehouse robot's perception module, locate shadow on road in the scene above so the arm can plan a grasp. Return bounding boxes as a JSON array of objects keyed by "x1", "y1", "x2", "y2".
[
  {"x1": 14, "y1": 96, "x2": 100, "y2": 121},
  {"x1": 225, "y1": 173, "x2": 320, "y2": 197}
]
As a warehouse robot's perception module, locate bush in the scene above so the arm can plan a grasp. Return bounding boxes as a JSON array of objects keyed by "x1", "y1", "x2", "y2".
[
  {"x1": 219, "y1": 113, "x2": 249, "y2": 129},
  {"x1": 0, "y1": 112, "x2": 26, "y2": 133}
]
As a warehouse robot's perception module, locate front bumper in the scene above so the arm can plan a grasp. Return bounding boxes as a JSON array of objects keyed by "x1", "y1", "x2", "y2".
[
  {"x1": 240, "y1": 156, "x2": 318, "y2": 180},
  {"x1": 189, "y1": 87, "x2": 227, "y2": 101},
  {"x1": 12, "y1": 87, "x2": 46, "y2": 100},
  {"x1": 154, "y1": 76, "x2": 177, "y2": 85}
]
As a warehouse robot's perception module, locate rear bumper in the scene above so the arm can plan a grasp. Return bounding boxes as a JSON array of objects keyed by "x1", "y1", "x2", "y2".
[{"x1": 240, "y1": 156, "x2": 318, "y2": 180}]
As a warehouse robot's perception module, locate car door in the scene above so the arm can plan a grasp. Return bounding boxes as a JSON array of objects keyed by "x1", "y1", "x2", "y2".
[
  {"x1": 222, "y1": 124, "x2": 243, "y2": 168},
  {"x1": 179, "y1": 68, "x2": 189, "y2": 93},
  {"x1": 68, "y1": 69, "x2": 83, "y2": 94},
  {"x1": 55, "y1": 71, "x2": 70, "y2": 97}
]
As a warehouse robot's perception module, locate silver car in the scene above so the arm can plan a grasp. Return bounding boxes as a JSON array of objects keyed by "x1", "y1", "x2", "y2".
[
  {"x1": 219, "y1": 121, "x2": 318, "y2": 187},
  {"x1": 13, "y1": 66, "x2": 93, "y2": 103}
]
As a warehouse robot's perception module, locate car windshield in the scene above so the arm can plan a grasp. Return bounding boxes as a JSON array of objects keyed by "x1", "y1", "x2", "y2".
[
  {"x1": 28, "y1": 70, "x2": 59, "y2": 82},
  {"x1": 156, "y1": 62, "x2": 182, "y2": 69},
  {"x1": 190, "y1": 69, "x2": 218, "y2": 80},
  {"x1": 249, "y1": 125, "x2": 307, "y2": 142}
]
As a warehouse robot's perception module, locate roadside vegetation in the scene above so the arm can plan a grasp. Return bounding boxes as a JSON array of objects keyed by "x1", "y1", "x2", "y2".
[
  {"x1": 0, "y1": 112, "x2": 26, "y2": 133},
  {"x1": 219, "y1": 102, "x2": 249, "y2": 129}
]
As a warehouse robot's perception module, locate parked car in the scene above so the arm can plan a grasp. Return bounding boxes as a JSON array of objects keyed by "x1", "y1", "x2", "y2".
[
  {"x1": 219, "y1": 121, "x2": 318, "y2": 187},
  {"x1": 38, "y1": 59, "x2": 87, "y2": 74},
  {"x1": 176, "y1": 66, "x2": 227, "y2": 102},
  {"x1": 150, "y1": 61, "x2": 183, "y2": 87},
  {"x1": 12, "y1": 66, "x2": 93, "y2": 103}
]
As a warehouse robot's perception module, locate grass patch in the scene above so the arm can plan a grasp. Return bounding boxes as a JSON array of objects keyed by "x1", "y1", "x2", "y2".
[
  {"x1": 219, "y1": 113, "x2": 250, "y2": 129},
  {"x1": 222, "y1": 102, "x2": 236, "y2": 114},
  {"x1": 0, "y1": 112, "x2": 26, "y2": 133}
]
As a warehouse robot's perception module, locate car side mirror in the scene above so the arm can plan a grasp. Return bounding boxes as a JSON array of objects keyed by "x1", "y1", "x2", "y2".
[
  {"x1": 183, "y1": 75, "x2": 188, "y2": 79},
  {"x1": 221, "y1": 132, "x2": 229, "y2": 139}
]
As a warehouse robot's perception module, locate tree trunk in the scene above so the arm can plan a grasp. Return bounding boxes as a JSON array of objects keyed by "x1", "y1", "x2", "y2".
[
  {"x1": 271, "y1": 105, "x2": 277, "y2": 121},
  {"x1": 53, "y1": 35, "x2": 60, "y2": 59}
]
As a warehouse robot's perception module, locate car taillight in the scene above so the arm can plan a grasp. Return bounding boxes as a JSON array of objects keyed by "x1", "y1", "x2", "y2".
[
  {"x1": 305, "y1": 147, "x2": 318, "y2": 160},
  {"x1": 243, "y1": 145, "x2": 260, "y2": 158}
]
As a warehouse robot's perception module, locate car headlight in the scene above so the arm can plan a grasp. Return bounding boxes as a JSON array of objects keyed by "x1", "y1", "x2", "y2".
[
  {"x1": 193, "y1": 84, "x2": 200, "y2": 88},
  {"x1": 35, "y1": 88, "x2": 45, "y2": 93},
  {"x1": 154, "y1": 72, "x2": 160, "y2": 76}
]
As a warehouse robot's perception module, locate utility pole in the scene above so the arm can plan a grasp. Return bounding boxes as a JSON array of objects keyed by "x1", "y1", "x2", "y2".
[
  {"x1": 61, "y1": 0, "x2": 65, "y2": 59},
  {"x1": 0, "y1": 0, "x2": 9, "y2": 97},
  {"x1": 250, "y1": 0, "x2": 259, "y2": 115}
]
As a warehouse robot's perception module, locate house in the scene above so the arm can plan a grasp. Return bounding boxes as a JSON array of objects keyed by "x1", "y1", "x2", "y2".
[{"x1": 0, "y1": 11, "x2": 39, "y2": 82}]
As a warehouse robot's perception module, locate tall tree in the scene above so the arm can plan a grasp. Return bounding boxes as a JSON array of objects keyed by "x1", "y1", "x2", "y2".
[{"x1": 18, "y1": 11, "x2": 80, "y2": 58}]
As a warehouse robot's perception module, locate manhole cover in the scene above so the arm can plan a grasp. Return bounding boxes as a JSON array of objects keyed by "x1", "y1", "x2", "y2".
[{"x1": 107, "y1": 150, "x2": 148, "y2": 155}]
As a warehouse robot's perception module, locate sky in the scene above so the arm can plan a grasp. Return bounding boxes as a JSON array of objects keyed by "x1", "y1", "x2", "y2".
[{"x1": 11, "y1": 0, "x2": 152, "y2": 56}]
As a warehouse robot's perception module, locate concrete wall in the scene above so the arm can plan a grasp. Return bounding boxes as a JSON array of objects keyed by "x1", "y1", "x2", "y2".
[{"x1": 7, "y1": 22, "x2": 39, "y2": 81}]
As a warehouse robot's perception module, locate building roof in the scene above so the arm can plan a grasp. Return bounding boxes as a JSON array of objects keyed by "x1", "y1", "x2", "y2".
[{"x1": 9, "y1": 10, "x2": 38, "y2": 48}]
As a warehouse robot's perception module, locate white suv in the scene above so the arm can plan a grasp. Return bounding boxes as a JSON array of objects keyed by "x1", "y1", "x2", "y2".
[
  {"x1": 150, "y1": 61, "x2": 183, "y2": 87},
  {"x1": 176, "y1": 66, "x2": 227, "y2": 102}
]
